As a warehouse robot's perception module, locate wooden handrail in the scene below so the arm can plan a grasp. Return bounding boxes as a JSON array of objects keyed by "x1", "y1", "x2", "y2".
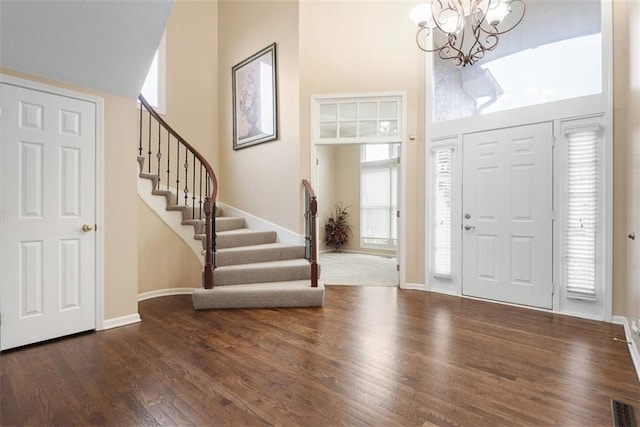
[
  {"x1": 138, "y1": 94, "x2": 218, "y2": 289},
  {"x1": 302, "y1": 179, "x2": 318, "y2": 287}
]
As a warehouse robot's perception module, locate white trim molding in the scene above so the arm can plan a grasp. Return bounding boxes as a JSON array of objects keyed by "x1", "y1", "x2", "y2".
[
  {"x1": 138, "y1": 287, "x2": 197, "y2": 302},
  {"x1": 102, "y1": 313, "x2": 141, "y2": 330},
  {"x1": 399, "y1": 283, "x2": 425, "y2": 291},
  {"x1": 612, "y1": 316, "x2": 640, "y2": 382}
]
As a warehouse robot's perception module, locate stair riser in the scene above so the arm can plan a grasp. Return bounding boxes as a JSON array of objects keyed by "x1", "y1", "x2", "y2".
[
  {"x1": 215, "y1": 265, "x2": 311, "y2": 286},
  {"x1": 192, "y1": 285, "x2": 324, "y2": 310}
]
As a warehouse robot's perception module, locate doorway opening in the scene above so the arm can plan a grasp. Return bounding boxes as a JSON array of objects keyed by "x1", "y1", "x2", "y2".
[
  {"x1": 317, "y1": 143, "x2": 399, "y2": 287},
  {"x1": 310, "y1": 92, "x2": 407, "y2": 287}
]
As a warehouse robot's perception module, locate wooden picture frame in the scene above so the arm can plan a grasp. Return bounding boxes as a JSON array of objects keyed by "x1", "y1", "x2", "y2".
[{"x1": 232, "y1": 43, "x2": 278, "y2": 150}]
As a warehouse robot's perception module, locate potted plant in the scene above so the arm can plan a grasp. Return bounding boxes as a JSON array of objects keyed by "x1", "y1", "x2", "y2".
[{"x1": 325, "y1": 202, "x2": 352, "y2": 252}]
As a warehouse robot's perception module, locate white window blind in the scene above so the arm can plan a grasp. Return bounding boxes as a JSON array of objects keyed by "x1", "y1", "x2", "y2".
[
  {"x1": 433, "y1": 147, "x2": 453, "y2": 277},
  {"x1": 360, "y1": 144, "x2": 398, "y2": 248},
  {"x1": 565, "y1": 127, "x2": 600, "y2": 299}
]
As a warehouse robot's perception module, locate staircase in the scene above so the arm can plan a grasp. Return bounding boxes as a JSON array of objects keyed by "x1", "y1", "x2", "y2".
[{"x1": 137, "y1": 95, "x2": 323, "y2": 309}]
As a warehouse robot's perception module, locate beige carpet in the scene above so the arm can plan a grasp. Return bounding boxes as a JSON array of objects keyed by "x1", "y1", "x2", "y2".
[{"x1": 319, "y1": 252, "x2": 398, "y2": 287}]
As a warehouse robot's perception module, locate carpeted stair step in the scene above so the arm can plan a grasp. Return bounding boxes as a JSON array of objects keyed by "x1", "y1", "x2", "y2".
[
  {"x1": 216, "y1": 243, "x2": 305, "y2": 267},
  {"x1": 192, "y1": 281, "x2": 324, "y2": 310},
  {"x1": 214, "y1": 259, "x2": 312, "y2": 286},
  {"x1": 214, "y1": 228, "x2": 277, "y2": 249}
]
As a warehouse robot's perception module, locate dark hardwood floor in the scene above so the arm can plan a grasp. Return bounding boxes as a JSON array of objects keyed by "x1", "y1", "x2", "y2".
[{"x1": 1, "y1": 286, "x2": 639, "y2": 426}]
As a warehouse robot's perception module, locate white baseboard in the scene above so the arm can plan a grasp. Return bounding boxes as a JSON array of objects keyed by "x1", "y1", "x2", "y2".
[
  {"x1": 102, "y1": 313, "x2": 141, "y2": 330},
  {"x1": 612, "y1": 315, "x2": 640, "y2": 382},
  {"x1": 219, "y1": 202, "x2": 304, "y2": 246},
  {"x1": 138, "y1": 287, "x2": 197, "y2": 301},
  {"x1": 399, "y1": 282, "x2": 425, "y2": 291}
]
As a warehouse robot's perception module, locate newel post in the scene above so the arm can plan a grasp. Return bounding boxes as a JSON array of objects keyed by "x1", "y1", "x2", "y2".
[
  {"x1": 203, "y1": 197, "x2": 214, "y2": 289},
  {"x1": 310, "y1": 196, "x2": 318, "y2": 288}
]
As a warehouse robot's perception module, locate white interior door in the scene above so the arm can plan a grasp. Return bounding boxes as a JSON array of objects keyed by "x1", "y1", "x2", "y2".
[
  {"x1": 462, "y1": 123, "x2": 553, "y2": 309},
  {"x1": 0, "y1": 83, "x2": 96, "y2": 350}
]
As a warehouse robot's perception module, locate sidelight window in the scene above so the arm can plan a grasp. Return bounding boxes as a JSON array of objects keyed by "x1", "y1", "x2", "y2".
[{"x1": 564, "y1": 124, "x2": 602, "y2": 300}]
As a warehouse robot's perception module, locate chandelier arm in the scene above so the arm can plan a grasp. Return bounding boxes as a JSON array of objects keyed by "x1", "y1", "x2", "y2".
[
  {"x1": 479, "y1": 0, "x2": 526, "y2": 36},
  {"x1": 437, "y1": 35, "x2": 467, "y2": 66},
  {"x1": 415, "y1": 26, "x2": 443, "y2": 53},
  {"x1": 430, "y1": 0, "x2": 464, "y2": 35},
  {"x1": 472, "y1": 24, "x2": 500, "y2": 53}
]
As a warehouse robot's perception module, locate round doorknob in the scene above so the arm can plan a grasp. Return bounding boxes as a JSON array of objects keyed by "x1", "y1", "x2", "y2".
[{"x1": 82, "y1": 224, "x2": 93, "y2": 232}]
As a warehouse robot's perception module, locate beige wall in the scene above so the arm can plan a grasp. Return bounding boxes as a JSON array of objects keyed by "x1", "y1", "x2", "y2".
[
  {"x1": 299, "y1": 1, "x2": 426, "y2": 283},
  {"x1": 137, "y1": 200, "x2": 202, "y2": 294},
  {"x1": 612, "y1": 1, "x2": 640, "y2": 338},
  {"x1": 0, "y1": 67, "x2": 139, "y2": 321},
  {"x1": 218, "y1": 0, "x2": 302, "y2": 233},
  {"x1": 165, "y1": 0, "x2": 219, "y2": 168}
]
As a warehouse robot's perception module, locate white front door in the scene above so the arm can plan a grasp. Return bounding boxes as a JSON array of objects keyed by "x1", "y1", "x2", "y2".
[
  {"x1": 462, "y1": 123, "x2": 553, "y2": 309},
  {"x1": 0, "y1": 83, "x2": 97, "y2": 350}
]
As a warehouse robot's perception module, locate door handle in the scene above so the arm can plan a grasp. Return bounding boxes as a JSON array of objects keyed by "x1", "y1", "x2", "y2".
[
  {"x1": 464, "y1": 224, "x2": 476, "y2": 231},
  {"x1": 82, "y1": 224, "x2": 94, "y2": 232}
]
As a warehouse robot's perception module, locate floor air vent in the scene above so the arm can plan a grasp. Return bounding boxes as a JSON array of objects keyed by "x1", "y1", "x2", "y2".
[{"x1": 611, "y1": 399, "x2": 637, "y2": 427}]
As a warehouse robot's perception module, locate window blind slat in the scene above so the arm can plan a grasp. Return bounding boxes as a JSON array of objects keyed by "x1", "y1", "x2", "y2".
[
  {"x1": 433, "y1": 147, "x2": 453, "y2": 276},
  {"x1": 565, "y1": 129, "x2": 599, "y2": 299}
]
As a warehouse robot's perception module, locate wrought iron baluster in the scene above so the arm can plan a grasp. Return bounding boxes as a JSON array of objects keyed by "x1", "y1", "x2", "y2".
[
  {"x1": 199, "y1": 164, "x2": 203, "y2": 220},
  {"x1": 192, "y1": 153, "x2": 196, "y2": 219},
  {"x1": 166, "y1": 131, "x2": 171, "y2": 190},
  {"x1": 147, "y1": 109, "x2": 152, "y2": 173},
  {"x1": 156, "y1": 121, "x2": 162, "y2": 189},
  {"x1": 175, "y1": 140, "x2": 180, "y2": 205},
  {"x1": 212, "y1": 203, "x2": 217, "y2": 268},
  {"x1": 138, "y1": 105, "x2": 143, "y2": 156},
  {"x1": 184, "y1": 146, "x2": 189, "y2": 207}
]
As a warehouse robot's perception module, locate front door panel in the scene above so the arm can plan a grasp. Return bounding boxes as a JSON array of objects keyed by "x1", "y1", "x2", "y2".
[{"x1": 462, "y1": 123, "x2": 553, "y2": 309}]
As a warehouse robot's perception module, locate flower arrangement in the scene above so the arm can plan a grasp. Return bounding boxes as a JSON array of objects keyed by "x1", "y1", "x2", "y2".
[{"x1": 325, "y1": 203, "x2": 352, "y2": 252}]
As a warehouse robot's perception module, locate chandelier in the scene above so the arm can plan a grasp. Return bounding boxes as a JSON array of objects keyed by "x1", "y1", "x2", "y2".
[{"x1": 410, "y1": 0, "x2": 526, "y2": 67}]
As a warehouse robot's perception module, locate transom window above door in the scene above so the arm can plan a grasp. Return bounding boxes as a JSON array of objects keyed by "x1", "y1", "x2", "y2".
[{"x1": 312, "y1": 95, "x2": 402, "y2": 144}]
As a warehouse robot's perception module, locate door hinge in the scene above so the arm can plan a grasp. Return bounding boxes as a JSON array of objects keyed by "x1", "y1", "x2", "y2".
[
  {"x1": 551, "y1": 210, "x2": 556, "y2": 221},
  {"x1": 396, "y1": 210, "x2": 400, "y2": 218},
  {"x1": 396, "y1": 264, "x2": 400, "y2": 272},
  {"x1": 0, "y1": 106, "x2": 3, "y2": 120},
  {"x1": 316, "y1": 158, "x2": 319, "y2": 166},
  {"x1": 396, "y1": 156, "x2": 400, "y2": 165}
]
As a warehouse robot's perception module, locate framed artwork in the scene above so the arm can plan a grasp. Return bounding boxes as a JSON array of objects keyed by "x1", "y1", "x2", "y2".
[{"x1": 232, "y1": 43, "x2": 278, "y2": 150}]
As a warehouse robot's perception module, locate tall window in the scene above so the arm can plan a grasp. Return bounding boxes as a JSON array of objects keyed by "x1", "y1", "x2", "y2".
[
  {"x1": 140, "y1": 32, "x2": 166, "y2": 112},
  {"x1": 432, "y1": 0, "x2": 602, "y2": 123},
  {"x1": 564, "y1": 124, "x2": 602, "y2": 300},
  {"x1": 432, "y1": 146, "x2": 454, "y2": 277},
  {"x1": 360, "y1": 144, "x2": 399, "y2": 249}
]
